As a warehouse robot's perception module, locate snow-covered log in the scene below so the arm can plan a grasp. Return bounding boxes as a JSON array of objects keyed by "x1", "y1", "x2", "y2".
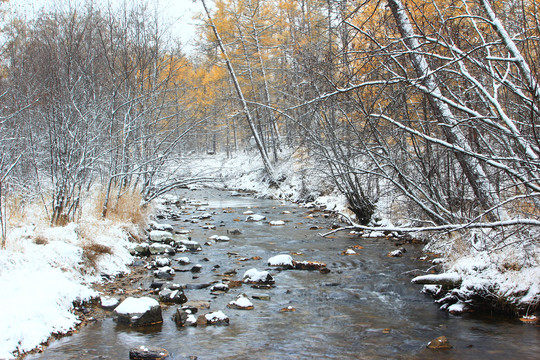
[{"x1": 412, "y1": 273, "x2": 462, "y2": 287}]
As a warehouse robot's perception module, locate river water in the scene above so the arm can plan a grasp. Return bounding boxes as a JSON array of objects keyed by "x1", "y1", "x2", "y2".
[{"x1": 29, "y1": 188, "x2": 539, "y2": 359}]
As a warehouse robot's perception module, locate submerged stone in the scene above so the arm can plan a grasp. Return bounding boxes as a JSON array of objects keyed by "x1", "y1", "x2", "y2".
[
  {"x1": 427, "y1": 336, "x2": 452, "y2": 350},
  {"x1": 129, "y1": 345, "x2": 169, "y2": 360}
]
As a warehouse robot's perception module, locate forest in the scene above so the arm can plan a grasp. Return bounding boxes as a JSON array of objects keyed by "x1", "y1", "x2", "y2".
[{"x1": 2, "y1": 0, "x2": 540, "y2": 231}]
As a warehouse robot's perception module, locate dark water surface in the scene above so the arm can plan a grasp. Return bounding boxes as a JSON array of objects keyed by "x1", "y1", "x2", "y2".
[{"x1": 29, "y1": 188, "x2": 540, "y2": 359}]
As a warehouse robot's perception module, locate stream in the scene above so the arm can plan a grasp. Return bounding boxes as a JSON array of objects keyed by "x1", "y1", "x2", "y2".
[{"x1": 29, "y1": 187, "x2": 539, "y2": 359}]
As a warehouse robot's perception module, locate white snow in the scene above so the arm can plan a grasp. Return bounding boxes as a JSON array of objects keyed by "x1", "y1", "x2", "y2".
[
  {"x1": 268, "y1": 254, "x2": 294, "y2": 267},
  {"x1": 114, "y1": 297, "x2": 159, "y2": 315},
  {"x1": 447, "y1": 302, "x2": 468, "y2": 314},
  {"x1": 269, "y1": 220, "x2": 285, "y2": 226},
  {"x1": 344, "y1": 249, "x2": 357, "y2": 255},
  {"x1": 186, "y1": 314, "x2": 197, "y2": 325}
]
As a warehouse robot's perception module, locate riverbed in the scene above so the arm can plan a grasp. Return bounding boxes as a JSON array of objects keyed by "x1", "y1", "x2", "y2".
[{"x1": 28, "y1": 187, "x2": 540, "y2": 359}]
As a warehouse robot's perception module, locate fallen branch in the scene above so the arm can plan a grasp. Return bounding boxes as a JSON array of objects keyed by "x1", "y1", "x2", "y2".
[{"x1": 318, "y1": 218, "x2": 540, "y2": 237}]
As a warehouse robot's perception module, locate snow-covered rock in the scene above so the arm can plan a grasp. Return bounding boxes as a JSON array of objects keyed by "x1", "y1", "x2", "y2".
[
  {"x1": 204, "y1": 311, "x2": 229, "y2": 325},
  {"x1": 268, "y1": 254, "x2": 294, "y2": 268},
  {"x1": 154, "y1": 266, "x2": 175, "y2": 280},
  {"x1": 293, "y1": 260, "x2": 327, "y2": 271},
  {"x1": 149, "y1": 221, "x2": 174, "y2": 232},
  {"x1": 113, "y1": 297, "x2": 162, "y2": 327},
  {"x1": 129, "y1": 242, "x2": 150, "y2": 256},
  {"x1": 149, "y1": 243, "x2": 175, "y2": 255},
  {"x1": 388, "y1": 248, "x2": 406, "y2": 257},
  {"x1": 210, "y1": 283, "x2": 229, "y2": 293},
  {"x1": 243, "y1": 268, "x2": 274, "y2": 284},
  {"x1": 149, "y1": 230, "x2": 174, "y2": 243},
  {"x1": 100, "y1": 296, "x2": 119, "y2": 310},
  {"x1": 173, "y1": 308, "x2": 197, "y2": 327},
  {"x1": 176, "y1": 239, "x2": 202, "y2": 251},
  {"x1": 214, "y1": 235, "x2": 230, "y2": 242},
  {"x1": 269, "y1": 220, "x2": 285, "y2": 226},
  {"x1": 155, "y1": 257, "x2": 171, "y2": 267},
  {"x1": 245, "y1": 214, "x2": 266, "y2": 222},
  {"x1": 177, "y1": 257, "x2": 190, "y2": 265},
  {"x1": 158, "y1": 288, "x2": 187, "y2": 304},
  {"x1": 227, "y1": 295, "x2": 254, "y2": 310}
]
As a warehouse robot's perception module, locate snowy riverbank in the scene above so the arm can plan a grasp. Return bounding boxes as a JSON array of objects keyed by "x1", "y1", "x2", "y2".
[{"x1": 0, "y1": 211, "x2": 142, "y2": 358}]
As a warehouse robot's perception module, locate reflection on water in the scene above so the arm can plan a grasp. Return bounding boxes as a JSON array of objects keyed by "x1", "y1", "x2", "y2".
[{"x1": 29, "y1": 188, "x2": 540, "y2": 360}]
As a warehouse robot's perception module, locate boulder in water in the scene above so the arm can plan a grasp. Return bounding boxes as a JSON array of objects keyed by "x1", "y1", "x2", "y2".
[
  {"x1": 114, "y1": 297, "x2": 163, "y2": 327},
  {"x1": 159, "y1": 288, "x2": 187, "y2": 304},
  {"x1": 242, "y1": 268, "x2": 275, "y2": 285},
  {"x1": 100, "y1": 296, "x2": 119, "y2": 310},
  {"x1": 227, "y1": 295, "x2": 254, "y2": 310},
  {"x1": 204, "y1": 311, "x2": 229, "y2": 325},
  {"x1": 172, "y1": 308, "x2": 197, "y2": 327},
  {"x1": 268, "y1": 254, "x2": 294, "y2": 269}
]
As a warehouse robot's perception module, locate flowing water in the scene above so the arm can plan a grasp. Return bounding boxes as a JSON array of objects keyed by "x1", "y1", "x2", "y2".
[{"x1": 29, "y1": 188, "x2": 539, "y2": 359}]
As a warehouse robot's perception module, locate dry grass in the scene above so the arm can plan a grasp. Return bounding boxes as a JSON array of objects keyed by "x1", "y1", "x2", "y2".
[
  {"x1": 82, "y1": 241, "x2": 113, "y2": 270},
  {"x1": 92, "y1": 186, "x2": 150, "y2": 227},
  {"x1": 5, "y1": 195, "x2": 28, "y2": 227},
  {"x1": 33, "y1": 235, "x2": 49, "y2": 245}
]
